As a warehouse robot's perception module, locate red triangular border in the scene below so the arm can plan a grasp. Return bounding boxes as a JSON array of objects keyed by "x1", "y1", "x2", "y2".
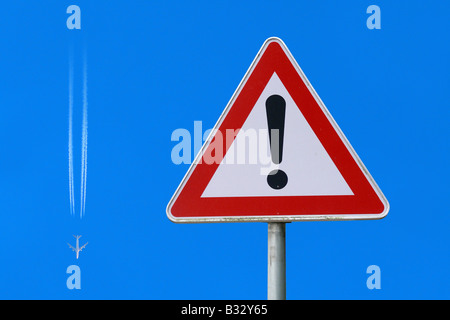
[{"x1": 168, "y1": 38, "x2": 388, "y2": 222}]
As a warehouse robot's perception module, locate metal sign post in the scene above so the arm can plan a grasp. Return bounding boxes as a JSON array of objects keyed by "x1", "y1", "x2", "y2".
[{"x1": 267, "y1": 222, "x2": 286, "y2": 300}]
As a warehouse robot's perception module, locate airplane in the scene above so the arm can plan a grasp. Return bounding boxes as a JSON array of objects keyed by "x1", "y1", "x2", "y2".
[{"x1": 68, "y1": 235, "x2": 88, "y2": 259}]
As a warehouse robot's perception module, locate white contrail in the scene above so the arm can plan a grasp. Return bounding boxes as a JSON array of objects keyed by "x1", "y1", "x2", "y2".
[
  {"x1": 80, "y1": 51, "x2": 88, "y2": 218},
  {"x1": 68, "y1": 53, "x2": 75, "y2": 216}
]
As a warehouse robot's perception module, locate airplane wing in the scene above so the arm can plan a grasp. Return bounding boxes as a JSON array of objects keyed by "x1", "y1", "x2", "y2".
[
  {"x1": 67, "y1": 243, "x2": 76, "y2": 251},
  {"x1": 79, "y1": 242, "x2": 88, "y2": 251}
]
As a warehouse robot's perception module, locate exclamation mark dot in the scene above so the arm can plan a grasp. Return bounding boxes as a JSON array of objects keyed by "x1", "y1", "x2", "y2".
[{"x1": 266, "y1": 94, "x2": 288, "y2": 190}]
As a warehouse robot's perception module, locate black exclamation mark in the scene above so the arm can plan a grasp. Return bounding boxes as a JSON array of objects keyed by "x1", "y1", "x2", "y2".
[{"x1": 266, "y1": 94, "x2": 288, "y2": 190}]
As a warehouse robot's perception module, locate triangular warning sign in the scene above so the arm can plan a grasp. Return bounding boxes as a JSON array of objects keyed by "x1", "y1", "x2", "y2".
[{"x1": 167, "y1": 37, "x2": 389, "y2": 223}]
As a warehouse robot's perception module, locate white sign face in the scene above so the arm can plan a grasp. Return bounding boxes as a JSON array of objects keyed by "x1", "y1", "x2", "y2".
[
  {"x1": 201, "y1": 72, "x2": 353, "y2": 198},
  {"x1": 167, "y1": 37, "x2": 389, "y2": 223}
]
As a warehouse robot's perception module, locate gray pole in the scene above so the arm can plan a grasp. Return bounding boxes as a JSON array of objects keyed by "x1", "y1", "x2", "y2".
[{"x1": 267, "y1": 222, "x2": 286, "y2": 300}]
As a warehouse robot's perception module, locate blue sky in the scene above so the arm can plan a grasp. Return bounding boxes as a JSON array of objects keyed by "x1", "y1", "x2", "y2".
[{"x1": 0, "y1": 1, "x2": 448, "y2": 299}]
